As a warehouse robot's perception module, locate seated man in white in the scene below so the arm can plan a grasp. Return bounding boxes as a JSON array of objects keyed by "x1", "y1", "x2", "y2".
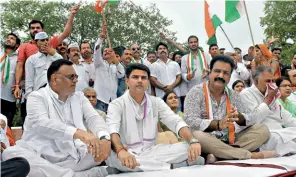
[
  {"x1": 2, "y1": 59, "x2": 111, "y2": 177},
  {"x1": 240, "y1": 65, "x2": 296, "y2": 156},
  {"x1": 106, "y1": 63, "x2": 204, "y2": 173}
]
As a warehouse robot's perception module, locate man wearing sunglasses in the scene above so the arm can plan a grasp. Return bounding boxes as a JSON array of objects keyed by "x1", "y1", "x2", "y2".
[
  {"x1": 2, "y1": 59, "x2": 111, "y2": 177},
  {"x1": 24, "y1": 32, "x2": 62, "y2": 99},
  {"x1": 130, "y1": 43, "x2": 151, "y2": 67}
]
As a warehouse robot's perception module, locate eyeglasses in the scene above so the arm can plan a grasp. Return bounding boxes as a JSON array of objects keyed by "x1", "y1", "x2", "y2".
[
  {"x1": 132, "y1": 47, "x2": 141, "y2": 51},
  {"x1": 280, "y1": 84, "x2": 292, "y2": 88},
  {"x1": 85, "y1": 95, "x2": 96, "y2": 99},
  {"x1": 56, "y1": 73, "x2": 78, "y2": 81}
]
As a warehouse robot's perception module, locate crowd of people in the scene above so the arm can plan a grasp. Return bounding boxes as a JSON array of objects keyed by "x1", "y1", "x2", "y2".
[{"x1": 1, "y1": 5, "x2": 296, "y2": 177}]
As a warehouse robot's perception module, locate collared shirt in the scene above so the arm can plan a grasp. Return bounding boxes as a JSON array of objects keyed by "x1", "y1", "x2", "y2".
[
  {"x1": 150, "y1": 59, "x2": 181, "y2": 98},
  {"x1": 25, "y1": 51, "x2": 62, "y2": 98},
  {"x1": 72, "y1": 63, "x2": 90, "y2": 91},
  {"x1": 184, "y1": 82, "x2": 247, "y2": 134},
  {"x1": 17, "y1": 36, "x2": 59, "y2": 63},
  {"x1": 227, "y1": 63, "x2": 250, "y2": 88},
  {"x1": 1, "y1": 51, "x2": 18, "y2": 102},
  {"x1": 93, "y1": 38, "x2": 125, "y2": 104}
]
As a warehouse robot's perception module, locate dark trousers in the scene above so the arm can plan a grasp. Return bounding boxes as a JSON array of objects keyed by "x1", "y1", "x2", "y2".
[
  {"x1": 96, "y1": 99, "x2": 109, "y2": 113},
  {"x1": 20, "y1": 99, "x2": 27, "y2": 127},
  {"x1": 0, "y1": 99, "x2": 16, "y2": 127},
  {"x1": 1, "y1": 157, "x2": 30, "y2": 177}
]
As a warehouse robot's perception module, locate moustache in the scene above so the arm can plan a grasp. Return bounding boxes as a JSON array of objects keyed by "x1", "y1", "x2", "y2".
[
  {"x1": 74, "y1": 53, "x2": 80, "y2": 57},
  {"x1": 214, "y1": 77, "x2": 226, "y2": 83}
]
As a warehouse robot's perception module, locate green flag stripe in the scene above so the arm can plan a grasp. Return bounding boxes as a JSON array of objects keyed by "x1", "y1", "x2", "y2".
[
  {"x1": 211, "y1": 14, "x2": 222, "y2": 29},
  {"x1": 225, "y1": 0, "x2": 241, "y2": 23},
  {"x1": 207, "y1": 34, "x2": 217, "y2": 45}
]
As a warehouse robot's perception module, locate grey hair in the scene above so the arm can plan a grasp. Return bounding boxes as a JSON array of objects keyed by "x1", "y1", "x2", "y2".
[
  {"x1": 83, "y1": 87, "x2": 96, "y2": 95},
  {"x1": 252, "y1": 65, "x2": 273, "y2": 79}
]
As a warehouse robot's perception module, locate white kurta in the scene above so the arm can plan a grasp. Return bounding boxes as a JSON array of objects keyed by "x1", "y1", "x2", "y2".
[
  {"x1": 240, "y1": 85, "x2": 296, "y2": 156},
  {"x1": 25, "y1": 51, "x2": 62, "y2": 98},
  {"x1": 72, "y1": 63, "x2": 90, "y2": 91},
  {"x1": 227, "y1": 63, "x2": 250, "y2": 89},
  {"x1": 106, "y1": 91, "x2": 191, "y2": 172},
  {"x1": 181, "y1": 54, "x2": 208, "y2": 92},
  {"x1": 2, "y1": 86, "x2": 110, "y2": 177}
]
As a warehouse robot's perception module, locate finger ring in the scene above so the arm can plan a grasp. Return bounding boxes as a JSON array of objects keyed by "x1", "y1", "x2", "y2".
[{"x1": 227, "y1": 118, "x2": 230, "y2": 121}]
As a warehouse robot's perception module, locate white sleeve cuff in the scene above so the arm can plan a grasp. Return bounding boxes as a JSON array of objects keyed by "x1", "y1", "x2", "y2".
[
  {"x1": 176, "y1": 121, "x2": 189, "y2": 138},
  {"x1": 64, "y1": 126, "x2": 77, "y2": 140},
  {"x1": 97, "y1": 131, "x2": 110, "y2": 139}
]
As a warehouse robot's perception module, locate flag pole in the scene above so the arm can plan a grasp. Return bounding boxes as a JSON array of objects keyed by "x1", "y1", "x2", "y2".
[
  {"x1": 129, "y1": 0, "x2": 162, "y2": 33},
  {"x1": 243, "y1": 0, "x2": 255, "y2": 46},
  {"x1": 219, "y1": 25, "x2": 234, "y2": 49},
  {"x1": 102, "y1": 11, "x2": 111, "y2": 48}
]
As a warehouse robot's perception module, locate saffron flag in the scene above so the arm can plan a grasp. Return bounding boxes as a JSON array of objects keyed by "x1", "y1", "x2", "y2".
[
  {"x1": 204, "y1": 0, "x2": 222, "y2": 45},
  {"x1": 225, "y1": 0, "x2": 245, "y2": 23},
  {"x1": 94, "y1": 0, "x2": 119, "y2": 14}
]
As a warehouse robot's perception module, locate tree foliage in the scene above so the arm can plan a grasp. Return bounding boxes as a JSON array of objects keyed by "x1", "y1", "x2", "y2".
[
  {"x1": 1, "y1": 0, "x2": 178, "y2": 53},
  {"x1": 260, "y1": 1, "x2": 296, "y2": 64}
]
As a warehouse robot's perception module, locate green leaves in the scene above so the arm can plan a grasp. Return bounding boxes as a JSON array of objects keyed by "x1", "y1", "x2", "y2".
[
  {"x1": 261, "y1": 1, "x2": 296, "y2": 64},
  {"x1": 1, "y1": 0, "x2": 178, "y2": 55}
]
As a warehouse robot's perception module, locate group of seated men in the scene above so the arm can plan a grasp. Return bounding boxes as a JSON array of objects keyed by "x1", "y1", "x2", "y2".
[{"x1": 2, "y1": 40, "x2": 296, "y2": 176}]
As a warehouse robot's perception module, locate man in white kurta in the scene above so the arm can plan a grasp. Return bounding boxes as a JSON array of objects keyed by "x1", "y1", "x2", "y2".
[
  {"x1": 93, "y1": 32, "x2": 125, "y2": 113},
  {"x1": 2, "y1": 59, "x2": 111, "y2": 177},
  {"x1": 150, "y1": 42, "x2": 181, "y2": 98},
  {"x1": 181, "y1": 36, "x2": 210, "y2": 93},
  {"x1": 106, "y1": 63, "x2": 204, "y2": 172},
  {"x1": 240, "y1": 65, "x2": 296, "y2": 156},
  {"x1": 68, "y1": 43, "x2": 90, "y2": 91},
  {"x1": 25, "y1": 32, "x2": 62, "y2": 98}
]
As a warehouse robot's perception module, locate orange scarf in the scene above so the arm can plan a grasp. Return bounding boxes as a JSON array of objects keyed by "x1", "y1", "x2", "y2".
[{"x1": 203, "y1": 83, "x2": 235, "y2": 144}]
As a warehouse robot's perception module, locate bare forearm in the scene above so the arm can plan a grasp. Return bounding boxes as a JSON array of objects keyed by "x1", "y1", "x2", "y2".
[
  {"x1": 150, "y1": 77, "x2": 164, "y2": 90},
  {"x1": 171, "y1": 75, "x2": 181, "y2": 88},
  {"x1": 178, "y1": 126, "x2": 193, "y2": 141},
  {"x1": 15, "y1": 63, "x2": 24, "y2": 85},
  {"x1": 166, "y1": 38, "x2": 186, "y2": 53},
  {"x1": 111, "y1": 133, "x2": 123, "y2": 151}
]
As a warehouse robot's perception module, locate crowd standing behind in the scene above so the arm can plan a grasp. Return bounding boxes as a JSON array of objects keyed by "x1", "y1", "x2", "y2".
[{"x1": 1, "y1": 6, "x2": 296, "y2": 177}]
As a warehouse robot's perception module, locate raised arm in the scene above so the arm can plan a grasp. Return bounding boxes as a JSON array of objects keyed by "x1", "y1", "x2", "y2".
[
  {"x1": 57, "y1": 5, "x2": 80, "y2": 45},
  {"x1": 160, "y1": 32, "x2": 187, "y2": 53}
]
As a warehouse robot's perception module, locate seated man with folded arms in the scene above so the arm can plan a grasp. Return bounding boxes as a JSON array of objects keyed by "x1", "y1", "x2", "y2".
[
  {"x1": 3, "y1": 59, "x2": 111, "y2": 177},
  {"x1": 184, "y1": 55, "x2": 276, "y2": 161},
  {"x1": 106, "y1": 63, "x2": 204, "y2": 173},
  {"x1": 240, "y1": 66, "x2": 296, "y2": 156}
]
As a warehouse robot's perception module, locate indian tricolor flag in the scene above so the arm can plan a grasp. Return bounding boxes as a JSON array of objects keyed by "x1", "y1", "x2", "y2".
[
  {"x1": 204, "y1": 0, "x2": 222, "y2": 45},
  {"x1": 94, "y1": 0, "x2": 119, "y2": 14},
  {"x1": 225, "y1": 0, "x2": 245, "y2": 23}
]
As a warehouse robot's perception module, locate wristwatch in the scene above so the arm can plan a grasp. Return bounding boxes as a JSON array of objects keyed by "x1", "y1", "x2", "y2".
[
  {"x1": 188, "y1": 138, "x2": 199, "y2": 145},
  {"x1": 100, "y1": 135, "x2": 111, "y2": 141}
]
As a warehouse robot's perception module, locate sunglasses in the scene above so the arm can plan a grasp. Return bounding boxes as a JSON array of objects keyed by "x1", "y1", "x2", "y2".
[
  {"x1": 56, "y1": 73, "x2": 78, "y2": 81},
  {"x1": 132, "y1": 47, "x2": 141, "y2": 51}
]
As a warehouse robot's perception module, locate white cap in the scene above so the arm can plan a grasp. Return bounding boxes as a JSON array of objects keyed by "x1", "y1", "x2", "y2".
[
  {"x1": 224, "y1": 48, "x2": 236, "y2": 54},
  {"x1": 62, "y1": 39, "x2": 69, "y2": 45},
  {"x1": 34, "y1": 32, "x2": 48, "y2": 40},
  {"x1": 68, "y1": 42, "x2": 79, "y2": 49}
]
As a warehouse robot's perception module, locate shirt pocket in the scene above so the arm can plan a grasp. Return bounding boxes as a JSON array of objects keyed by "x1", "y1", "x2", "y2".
[{"x1": 35, "y1": 62, "x2": 47, "y2": 75}]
